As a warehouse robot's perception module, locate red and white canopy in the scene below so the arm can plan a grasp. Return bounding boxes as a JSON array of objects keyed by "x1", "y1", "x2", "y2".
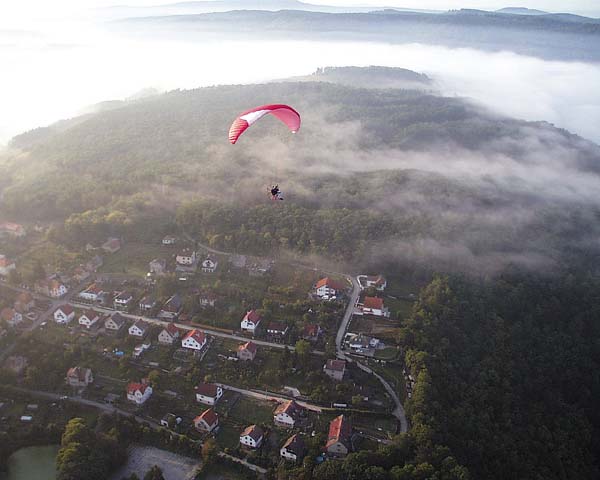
[{"x1": 228, "y1": 104, "x2": 301, "y2": 144}]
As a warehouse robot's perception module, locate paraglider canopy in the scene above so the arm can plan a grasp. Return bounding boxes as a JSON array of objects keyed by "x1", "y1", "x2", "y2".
[{"x1": 228, "y1": 104, "x2": 301, "y2": 144}]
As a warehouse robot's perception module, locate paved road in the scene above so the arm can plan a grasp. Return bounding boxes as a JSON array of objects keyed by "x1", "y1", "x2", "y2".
[
  {"x1": 8, "y1": 385, "x2": 267, "y2": 475},
  {"x1": 216, "y1": 383, "x2": 323, "y2": 413},
  {"x1": 68, "y1": 302, "x2": 324, "y2": 355},
  {"x1": 187, "y1": 236, "x2": 409, "y2": 433}
]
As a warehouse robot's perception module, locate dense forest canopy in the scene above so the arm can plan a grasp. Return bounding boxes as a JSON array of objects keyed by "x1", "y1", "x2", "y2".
[{"x1": 2, "y1": 68, "x2": 599, "y2": 274}]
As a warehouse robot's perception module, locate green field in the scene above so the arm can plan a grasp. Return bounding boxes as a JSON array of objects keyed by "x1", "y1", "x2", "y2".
[{"x1": 98, "y1": 243, "x2": 170, "y2": 277}]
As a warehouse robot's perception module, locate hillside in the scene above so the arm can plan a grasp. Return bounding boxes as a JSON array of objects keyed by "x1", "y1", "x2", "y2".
[
  {"x1": 117, "y1": 9, "x2": 600, "y2": 61},
  {"x1": 2, "y1": 67, "x2": 600, "y2": 272}
]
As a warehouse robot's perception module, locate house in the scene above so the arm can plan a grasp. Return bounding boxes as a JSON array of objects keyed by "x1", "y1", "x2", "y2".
[
  {"x1": 102, "y1": 237, "x2": 121, "y2": 254},
  {"x1": 267, "y1": 321, "x2": 289, "y2": 338},
  {"x1": 364, "y1": 274, "x2": 387, "y2": 291},
  {"x1": 36, "y1": 278, "x2": 68, "y2": 298},
  {"x1": 1, "y1": 308, "x2": 23, "y2": 327},
  {"x1": 280, "y1": 434, "x2": 306, "y2": 462},
  {"x1": 104, "y1": 312, "x2": 127, "y2": 333},
  {"x1": 194, "y1": 408, "x2": 219, "y2": 433},
  {"x1": 158, "y1": 294, "x2": 182, "y2": 320},
  {"x1": 14, "y1": 292, "x2": 35, "y2": 313},
  {"x1": 66, "y1": 367, "x2": 94, "y2": 388},
  {"x1": 237, "y1": 341, "x2": 257, "y2": 361},
  {"x1": 54, "y1": 305, "x2": 75, "y2": 324},
  {"x1": 160, "y1": 413, "x2": 179, "y2": 428},
  {"x1": 139, "y1": 295, "x2": 157, "y2": 313},
  {"x1": 126, "y1": 381, "x2": 153, "y2": 405},
  {"x1": 162, "y1": 235, "x2": 177, "y2": 246},
  {"x1": 4, "y1": 355, "x2": 28, "y2": 375},
  {"x1": 114, "y1": 291, "x2": 133, "y2": 310},
  {"x1": 201, "y1": 257, "x2": 218, "y2": 273},
  {"x1": 79, "y1": 310, "x2": 100, "y2": 328},
  {"x1": 176, "y1": 249, "x2": 196, "y2": 266},
  {"x1": 0, "y1": 255, "x2": 16, "y2": 276},
  {"x1": 302, "y1": 324, "x2": 322, "y2": 342},
  {"x1": 314, "y1": 277, "x2": 345, "y2": 300},
  {"x1": 198, "y1": 290, "x2": 217, "y2": 307},
  {"x1": 360, "y1": 296, "x2": 389, "y2": 317},
  {"x1": 78, "y1": 283, "x2": 103, "y2": 302},
  {"x1": 0, "y1": 222, "x2": 25, "y2": 237},
  {"x1": 133, "y1": 343, "x2": 151, "y2": 358},
  {"x1": 240, "y1": 310, "x2": 261, "y2": 334},
  {"x1": 149, "y1": 258, "x2": 167, "y2": 276},
  {"x1": 240, "y1": 425, "x2": 264, "y2": 449},
  {"x1": 274, "y1": 400, "x2": 303, "y2": 428},
  {"x1": 158, "y1": 323, "x2": 180, "y2": 345},
  {"x1": 129, "y1": 319, "x2": 150, "y2": 338},
  {"x1": 323, "y1": 359, "x2": 346, "y2": 381},
  {"x1": 326, "y1": 415, "x2": 352, "y2": 457},
  {"x1": 195, "y1": 383, "x2": 223, "y2": 406},
  {"x1": 348, "y1": 333, "x2": 382, "y2": 353},
  {"x1": 181, "y1": 329, "x2": 207, "y2": 351}
]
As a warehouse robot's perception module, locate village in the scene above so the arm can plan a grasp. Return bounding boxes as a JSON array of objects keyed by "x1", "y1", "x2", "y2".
[{"x1": 0, "y1": 222, "x2": 414, "y2": 475}]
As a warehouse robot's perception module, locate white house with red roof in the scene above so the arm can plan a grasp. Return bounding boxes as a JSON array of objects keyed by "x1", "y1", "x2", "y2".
[
  {"x1": 78, "y1": 283, "x2": 103, "y2": 302},
  {"x1": 1, "y1": 308, "x2": 23, "y2": 327},
  {"x1": 181, "y1": 329, "x2": 207, "y2": 350},
  {"x1": 302, "y1": 324, "x2": 322, "y2": 342},
  {"x1": 326, "y1": 415, "x2": 352, "y2": 457},
  {"x1": 240, "y1": 425, "x2": 264, "y2": 449},
  {"x1": 195, "y1": 383, "x2": 223, "y2": 405},
  {"x1": 360, "y1": 296, "x2": 389, "y2": 317},
  {"x1": 240, "y1": 310, "x2": 261, "y2": 334},
  {"x1": 237, "y1": 341, "x2": 257, "y2": 361},
  {"x1": 54, "y1": 305, "x2": 75, "y2": 324},
  {"x1": 158, "y1": 323, "x2": 180, "y2": 345},
  {"x1": 364, "y1": 274, "x2": 387, "y2": 291},
  {"x1": 274, "y1": 400, "x2": 304, "y2": 428},
  {"x1": 194, "y1": 408, "x2": 219, "y2": 433},
  {"x1": 126, "y1": 381, "x2": 153, "y2": 405},
  {"x1": 0, "y1": 255, "x2": 16, "y2": 276},
  {"x1": 79, "y1": 310, "x2": 100, "y2": 328},
  {"x1": 314, "y1": 277, "x2": 345, "y2": 300}
]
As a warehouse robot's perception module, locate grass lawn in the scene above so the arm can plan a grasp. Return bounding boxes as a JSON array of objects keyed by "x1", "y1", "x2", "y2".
[
  {"x1": 98, "y1": 243, "x2": 169, "y2": 277},
  {"x1": 375, "y1": 347, "x2": 399, "y2": 361},
  {"x1": 228, "y1": 397, "x2": 275, "y2": 427}
]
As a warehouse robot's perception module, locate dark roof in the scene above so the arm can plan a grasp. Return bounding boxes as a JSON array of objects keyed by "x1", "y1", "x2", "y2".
[
  {"x1": 241, "y1": 424, "x2": 264, "y2": 442},
  {"x1": 195, "y1": 382, "x2": 219, "y2": 397}
]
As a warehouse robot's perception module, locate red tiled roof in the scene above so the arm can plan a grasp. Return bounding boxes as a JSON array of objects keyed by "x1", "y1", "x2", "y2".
[
  {"x1": 363, "y1": 296, "x2": 384, "y2": 309},
  {"x1": 183, "y1": 329, "x2": 205, "y2": 344},
  {"x1": 303, "y1": 324, "x2": 320, "y2": 337},
  {"x1": 127, "y1": 382, "x2": 149, "y2": 395},
  {"x1": 315, "y1": 277, "x2": 344, "y2": 291},
  {"x1": 165, "y1": 323, "x2": 179, "y2": 336},
  {"x1": 243, "y1": 310, "x2": 261, "y2": 323},
  {"x1": 326, "y1": 415, "x2": 352, "y2": 448},
  {"x1": 56, "y1": 304, "x2": 74, "y2": 316},
  {"x1": 274, "y1": 400, "x2": 302, "y2": 417},
  {"x1": 195, "y1": 382, "x2": 219, "y2": 397},
  {"x1": 195, "y1": 408, "x2": 218, "y2": 426},
  {"x1": 1, "y1": 308, "x2": 16, "y2": 321},
  {"x1": 241, "y1": 424, "x2": 263, "y2": 442},
  {"x1": 238, "y1": 341, "x2": 257, "y2": 354},
  {"x1": 82, "y1": 310, "x2": 99, "y2": 320},
  {"x1": 325, "y1": 359, "x2": 346, "y2": 372}
]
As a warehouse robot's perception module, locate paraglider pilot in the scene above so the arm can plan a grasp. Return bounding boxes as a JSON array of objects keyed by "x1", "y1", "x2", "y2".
[{"x1": 270, "y1": 185, "x2": 284, "y2": 200}]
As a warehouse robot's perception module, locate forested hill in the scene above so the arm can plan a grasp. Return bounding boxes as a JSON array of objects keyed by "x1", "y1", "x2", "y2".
[
  {"x1": 117, "y1": 8, "x2": 600, "y2": 61},
  {"x1": 2, "y1": 68, "x2": 600, "y2": 273}
]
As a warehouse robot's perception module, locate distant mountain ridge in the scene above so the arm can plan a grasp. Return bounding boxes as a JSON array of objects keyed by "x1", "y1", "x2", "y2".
[
  {"x1": 117, "y1": 8, "x2": 600, "y2": 62},
  {"x1": 496, "y1": 7, "x2": 548, "y2": 15}
]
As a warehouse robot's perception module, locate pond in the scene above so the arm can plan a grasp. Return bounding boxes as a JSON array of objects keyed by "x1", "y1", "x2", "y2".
[{"x1": 0, "y1": 445, "x2": 59, "y2": 480}]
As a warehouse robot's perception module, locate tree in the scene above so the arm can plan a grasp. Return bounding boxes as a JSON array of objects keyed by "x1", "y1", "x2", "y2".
[
  {"x1": 143, "y1": 465, "x2": 165, "y2": 480},
  {"x1": 201, "y1": 438, "x2": 219, "y2": 466}
]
